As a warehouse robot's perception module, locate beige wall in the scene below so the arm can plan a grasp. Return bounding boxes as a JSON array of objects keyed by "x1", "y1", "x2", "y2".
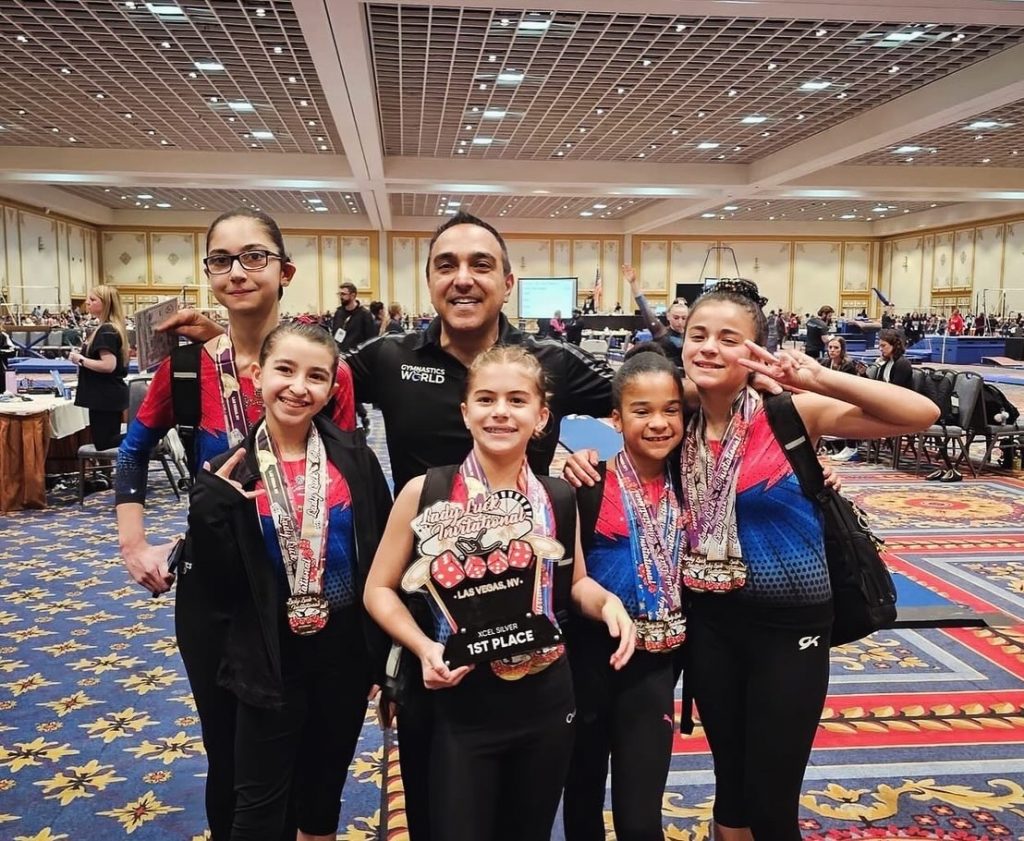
[
  {"x1": 98, "y1": 227, "x2": 380, "y2": 316},
  {"x1": 630, "y1": 235, "x2": 879, "y2": 316},
  {"x1": 0, "y1": 200, "x2": 99, "y2": 313},
  {"x1": 880, "y1": 215, "x2": 1024, "y2": 314}
]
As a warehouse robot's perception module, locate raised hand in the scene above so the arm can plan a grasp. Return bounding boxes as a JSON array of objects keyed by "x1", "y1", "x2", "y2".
[
  {"x1": 156, "y1": 308, "x2": 224, "y2": 342},
  {"x1": 622, "y1": 264, "x2": 639, "y2": 292}
]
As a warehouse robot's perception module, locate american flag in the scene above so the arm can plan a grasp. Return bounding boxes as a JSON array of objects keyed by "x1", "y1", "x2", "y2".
[{"x1": 593, "y1": 267, "x2": 602, "y2": 306}]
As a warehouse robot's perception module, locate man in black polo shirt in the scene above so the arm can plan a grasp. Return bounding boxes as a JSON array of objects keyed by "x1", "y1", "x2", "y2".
[
  {"x1": 344, "y1": 211, "x2": 612, "y2": 840},
  {"x1": 331, "y1": 282, "x2": 377, "y2": 351}
]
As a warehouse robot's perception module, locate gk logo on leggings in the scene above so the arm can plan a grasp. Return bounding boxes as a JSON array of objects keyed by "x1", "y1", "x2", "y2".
[{"x1": 798, "y1": 635, "x2": 821, "y2": 650}]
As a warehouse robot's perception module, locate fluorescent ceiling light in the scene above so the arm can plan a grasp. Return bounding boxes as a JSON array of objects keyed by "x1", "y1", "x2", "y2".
[
  {"x1": 799, "y1": 81, "x2": 831, "y2": 91},
  {"x1": 579, "y1": 211, "x2": 594, "y2": 217},
  {"x1": 471, "y1": 137, "x2": 493, "y2": 145},
  {"x1": 306, "y1": 198, "x2": 323, "y2": 204},
  {"x1": 593, "y1": 204, "x2": 607, "y2": 209},
  {"x1": 884, "y1": 30, "x2": 923, "y2": 41},
  {"x1": 696, "y1": 142, "x2": 719, "y2": 149},
  {"x1": 194, "y1": 61, "x2": 224, "y2": 71},
  {"x1": 251, "y1": 130, "x2": 274, "y2": 139},
  {"x1": 893, "y1": 145, "x2": 921, "y2": 153},
  {"x1": 447, "y1": 201, "x2": 461, "y2": 207},
  {"x1": 723, "y1": 205, "x2": 739, "y2": 211},
  {"x1": 313, "y1": 206, "x2": 328, "y2": 212},
  {"x1": 740, "y1": 116, "x2": 767, "y2": 124},
  {"x1": 517, "y1": 20, "x2": 550, "y2": 31},
  {"x1": 871, "y1": 207, "x2": 888, "y2": 213},
  {"x1": 496, "y1": 72, "x2": 524, "y2": 84},
  {"x1": 840, "y1": 214, "x2": 857, "y2": 219},
  {"x1": 483, "y1": 110, "x2": 507, "y2": 119},
  {"x1": 966, "y1": 120, "x2": 1001, "y2": 130},
  {"x1": 146, "y1": 3, "x2": 185, "y2": 15},
  {"x1": 228, "y1": 101, "x2": 255, "y2": 112},
  {"x1": 156, "y1": 202, "x2": 171, "y2": 208},
  {"x1": 136, "y1": 193, "x2": 154, "y2": 199},
  {"x1": 700, "y1": 212, "x2": 716, "y2": 218}
]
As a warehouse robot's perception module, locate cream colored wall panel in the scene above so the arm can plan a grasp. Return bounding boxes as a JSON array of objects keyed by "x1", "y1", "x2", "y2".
[
  {"x1": 920, "y1": 236, "x2": 934, "y2": 311},
  {"x1": 880, "y1": 241, "x2": 892, "y2": 307},
  {"x1": 890, "y1": 238, "x2": 923, "y2": 310},
  {"x1": 638, "y1": 240, "x2": 668, "y2": 293},
  {"x1": 390, "y1": 236, "x2": 417, "y2": 316},
  {"x1": 285, "y1": 235, "x2": 321, "y2": 315},
  {"x1": 842, "y1": 242, "x2": 870, "y2": 293},
  {"x1": 5, "y1": 207, "x2": 21, "y2": 304},
  {"x1": 0, "y1": 206, "x2": 8, "y2": 291},
  {"x1": 1002, "y1": 224, "x2": 1024, "y2": 313},
  {"x1": 932, "y1": 233, "x2": 953, "y2": 290},
  {"x1": 85, "y1": 229, "x2": 97, "y2": 289},
  {"x1": 20, "y1": 212, "x2": 59, "y2": 307},
  {"x1": 341, "y1": 235, "x2": 372, "y2": 295},
  {"x1": 417, "y1": 237, "x2": 433, "y2": 315},
  {"x1": 952, "y1": 229, "x2": 975, "y2": 288},
  {"x1": 602, "y1": 240, "x2": 620, "y2": 309},
  {"x1": 509, "y1": 239, "x2": 551, "y2": 280},
  {"x1": 55, "y1": 221, "x2": 68, "y2": 300},
  {"x1": 552, "y1": 240, "x2": 571, "y2": 279},
  {"x1": 721, "y1": 240, "x2": 790, "y2": 313},
  {"x1": 669, "y1": 240, "x2": 717, "y2": 294},
  {"x1": 972, "y1": 225, "x2": 1003, "y2": 299},
  {"x1": 150, "y1": 232, "x2": 197, "y2": 287},
  {"x1": 320, "y1": 236, "x2": 339, "y2": 305},
  {"x1": 102, "y1": 231, "x2": 148, "y2": 285},
  {"x1": 792, "y1": 241, "x2": 841, "y2": 316},
  {"x1": 572, "y1": 239, "x2": 602, "y2": 292}
]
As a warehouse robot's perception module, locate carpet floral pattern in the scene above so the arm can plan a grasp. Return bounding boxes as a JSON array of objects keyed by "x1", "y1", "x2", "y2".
[{"x1": 0, "y1": 446, "x2": 1021, "y2": 839}]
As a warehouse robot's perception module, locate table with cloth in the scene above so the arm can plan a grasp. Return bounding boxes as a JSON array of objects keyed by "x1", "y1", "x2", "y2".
[{"x1": 0, "y1": 395, "x2": 89, "y2": 512}]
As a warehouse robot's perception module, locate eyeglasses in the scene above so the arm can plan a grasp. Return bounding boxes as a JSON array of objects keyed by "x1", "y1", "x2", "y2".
[{"x1": 203, "y1": 250, "x2": 282, "y2": 274}]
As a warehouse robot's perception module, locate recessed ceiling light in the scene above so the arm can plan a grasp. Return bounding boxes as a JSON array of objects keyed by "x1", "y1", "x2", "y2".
[
  {"x1": 767, "y1": 62, "x2": 778, "y2": 70},
  {"x1": 893, "y1": 145, "x2": 920, "y2": 153},
  {"x1": 251, "y1": 130, "x2": 274, "y2": 139},
  {"x1": 255, "y1": 8, "x2": 265, "y2": 17},
  {"x1": 760, "y1": 131, "x2": 771, "y2": 137},
  {"x1": 160, "y1": 139, "x2": 169, "y2": 145},
  {"x1": 50, "y1": 127, "x2": 59, "y2": 133},
  {"x1": 727, "y1": 89, "x2": 738, "y2": 97},
  {"x1": 288, "y1": 76, "x2": 297, "y2": 83},
  {"x1": 95, "y1": 93, "x2": 105, "y2": 99},
  {"x1": 672, "y1": 129, "x2": 680, "y2": 135},
  {"x1": 137, "y1": 194, "x2": 153, "y2": 199},
  {"x1": 884, "y1": 30, "x2": 923, "y2": 42},
  {"x1": 593, "y1": 203, "x2": 607, "y2": 209},
  {"x1": 697, "y1": 142, "x2": 719, "y2": 149},
  {"x1": 313, "y1": 206, "x2": 328, "y2": 212},
  {"x1": 161, "y1": 41, "x2": 170, "y2": 48},
  {"x1": 981, "y1": 157, "x2": 991, "y2": 163},
  {"x1": 871, "y1": 206, "x2": 888, "y2": 213},
  {"x1": 472, "y1": 137, "x2": 493, "y2": 145},
  {"x1": 17, "y1": 109, "x2": 25, "y2": 115},
  {"x1": 714, "y1": 154, "x2": 726, "y2": 160},
  {"x1": 555, "y1": 151, "x2": 564, "y2": 156},
  {"x1": 701, "y1": 212, "x2": 716, "y2": 218},
  {"x1": 636, "y1": 152, "x2": 646, "y2": 158},
  {"x1": 696, "y1": 111, "x2": 706, "y2": 118},
  {"x1": 952, "y1": 33, "x2": 965, "y2": 41},
  {"x1": 488, "y1": 55, "x2": 496, "y2": 62},
  {"x1": 675, "y1": 24, "x2": 686, "y2": 32},
  {"x1": 905, "y1": 156, "x2": 914, "y2": 162},
  {"x1": 903, "y1": 209, "x2": 910, "y2": 213},
  {"x1": 836, "y1": 92, "x2": 848, "y2": 99},
  {"x1": 815, "y1": 29, "x2": 827, "y2": 37},
  {"x1": 306, "y1": 198, "x2": 323, "y2": 204},
  {"x1": 156, "y1": 202, "x2": 171, "y2": 208},
  {"x1": 68, "y1": 136, "x2": 77, "y2": 142},
  {"x1": 741, "y1": 115, "x2": 767, "y2": 124},
  {"x1": 307, "y1": 120, "x2": 316, "y2": 126},
  {"x1": 930, "y1": 203, "x2": 938, "y2": 207},
  {"x1": 273, "y1": 46, "x2": 283, "y2": 54},
  {"x1": 320, "y1": 144, "x2": 328, "y2": 150},
  {"x1": 617, "y1": 87, "x2": 626, "y2": 94},
  {"x1": 194, "y1": 61, "x2": 224, "y2": 71},
  {"x1": 299, "y1": 99, "x2": 308, "y2": 107},
  {"x1": 15, "y1": 35, "x2": 27, "y2": 43},
  {"x1": 642, "y1": 59, "x2": 651, "y2": 67},
  {"x1": 889, "y1": 65, "x2": 900, "y2": 74},
  {"x1": 580, "y1": 211, "x2": 594, "y2": 217},
  {"x1": 723, "y1": 205, "x2": 739, "y2": 211},
  {"x1": 796, "y1": 113, "x2": 806, "y2": 120},
  {"x1": 146, "y1": 3, "x2": 185, "y2": 16},
  {"x1": 60, "y1": 67, "x2": 71, "y2": 74}
]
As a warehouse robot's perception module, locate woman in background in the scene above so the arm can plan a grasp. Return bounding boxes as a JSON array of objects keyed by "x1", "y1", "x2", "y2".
[
  {"x1": 69, "y1": 285, "x2": 129, "y2": 450},
  {"x1": 825, "y1": 337, "x2": 858, "y2": 376},
  {"x1": 871, "y1": 328, "x2": 913, "y2": 389},
  {"x1": 382, "y1": 302, "x2": 405, "y2": 335}
]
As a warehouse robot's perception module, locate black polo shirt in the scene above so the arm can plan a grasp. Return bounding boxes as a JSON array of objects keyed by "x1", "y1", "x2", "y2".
[
  {"x1": 74, "y1": 323, "x2": 128, "y2": 411},
  {"x1": 344, "y1": 314, "x2": 613, "y2": 492}
]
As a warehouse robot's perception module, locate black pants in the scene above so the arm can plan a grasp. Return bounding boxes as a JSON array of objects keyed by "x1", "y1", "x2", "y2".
[
  {"x1": 685, "y1": 598, "x2": 831, "y2": 840},
  {"x1": 89, "y1": 408, "x2": 123, "y2": 451},
  {"x1": 231, "y1": 614, "x2": 371, "y2": 840},
  {"x1": 563, "y1": 626, "x2": 677, "y2": 841},
  {"x1": 430, "y1": 657, "x2": 576, "y2": 841},
  {"x1": 175, "y1": 546, "x2": 237, "y2": 841},
  {"x1": 396, "y1": 674, "x2": 434, "y2": 841}
]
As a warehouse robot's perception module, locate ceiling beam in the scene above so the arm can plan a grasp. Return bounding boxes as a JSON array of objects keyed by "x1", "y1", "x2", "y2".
[
  {"x1": 293, "y1": 0, "x2": 392, "y2": 229},
  {"x1": 376, "y1": 0, "x2": 1024, "y2": 26}
]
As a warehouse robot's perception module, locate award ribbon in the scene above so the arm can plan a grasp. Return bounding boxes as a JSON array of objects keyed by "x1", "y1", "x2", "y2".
[
  {"x1": 254, "y1": 420, "x2": 330, "y2": 635},
  {"x1": 212, "y1": 333, "x2": 250, "y2": 446}
]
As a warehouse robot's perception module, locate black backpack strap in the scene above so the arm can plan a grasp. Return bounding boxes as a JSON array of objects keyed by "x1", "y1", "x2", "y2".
[
  {"x1": 170, "y1": 342, "x2": 204, "y2": 479},
  {"x1": 762, "y1": 392, "x2": 826, "y2": 501},
  {"x1": 417, "y1": 464, "x2": 460, "y2": 511},
  {"x1": 574, "y1": 462, "x2": 607, "y2": 556},
  {"x1": 537, "y1": 475, "x2": 578, "y2": 628}
]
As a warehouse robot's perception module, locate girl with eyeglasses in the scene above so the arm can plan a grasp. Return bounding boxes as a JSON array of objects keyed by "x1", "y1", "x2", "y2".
[{"x1": 114, "y1": 208, "x2": 356, "y2": 841}]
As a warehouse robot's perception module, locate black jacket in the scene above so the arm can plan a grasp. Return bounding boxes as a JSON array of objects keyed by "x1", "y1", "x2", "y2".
[
  {"x1": 344, "y1": 313, "x2": 614, "y2": 492},
  {"x1": 873, "y1": 356, "x2": 913, "y2": 389},
  {"x1": 185, "y1": 415, "x2": 393, "y2": 709},
  {"x1": 331, "y1": 303, "x2": 377, "y2": 351}
]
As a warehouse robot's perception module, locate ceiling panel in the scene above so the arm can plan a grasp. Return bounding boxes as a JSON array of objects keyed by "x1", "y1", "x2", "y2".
[
  {"x1": 58, "y1": 186, "x2": 365, "y2": 215},
  {"x1": 367, "y1": 5, "x2": 1024, "y2": 163},
  {"x1": 0, "y1": 0, "x2": 341, "y2": 154},
  {"x1": 849, "y1": 100, "x2": 1024, "y2": 167},
  {"x1": 688, "y1": 198, "x2": 954, "y2": 221},
  {"x1": 392, "y1": 192, "x2": 662, "y2": 219}
]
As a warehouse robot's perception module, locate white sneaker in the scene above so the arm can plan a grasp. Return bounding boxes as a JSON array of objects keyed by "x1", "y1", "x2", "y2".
[{"x1": 830, "y1": 446, "x2": 859, "y2": 462}]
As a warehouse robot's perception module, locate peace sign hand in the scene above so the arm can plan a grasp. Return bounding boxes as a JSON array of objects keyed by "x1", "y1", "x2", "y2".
[
  {"x1": 203, "y1": 448, "x2": 264, "y2": 501},
  {"x1": 738, "y1": 341, "x2": 825, "y2": 392}
]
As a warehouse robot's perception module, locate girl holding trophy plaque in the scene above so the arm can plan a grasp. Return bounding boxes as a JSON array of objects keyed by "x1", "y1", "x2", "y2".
[
  {"x1": 187, "y1": 322, "x2": 392, "y2": 841},
  {"x1": 365, "y1": 346, "x2": 634, "y2": 841}
]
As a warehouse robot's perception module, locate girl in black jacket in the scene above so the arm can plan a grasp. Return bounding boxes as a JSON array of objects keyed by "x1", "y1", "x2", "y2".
[{"x1": 187, "y1": 322, "x2": 392, "y2": 841}]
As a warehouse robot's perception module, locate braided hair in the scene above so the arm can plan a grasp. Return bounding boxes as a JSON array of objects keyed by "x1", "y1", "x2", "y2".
[{"x1": 687, "y1": 278, "x2": 769, "y2": 346}]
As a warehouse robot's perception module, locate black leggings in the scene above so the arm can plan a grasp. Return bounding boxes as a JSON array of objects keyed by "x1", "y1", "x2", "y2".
[
  {"x1": 89, "y1": 408, "x2": 123, "y2": 451},
  {"x1": 231, "y1": 615, "x2": 371, "y2": 840},
  {"x1": 685, "y1": 599, "x2": 831, "y2": 840},
  {"x1": 396, "y1": 674, "x2": 434, "y2": 841},
  {"x1": 563, "y1": 630, "x2": 677, "y2": 841},
  {"x1": 431, "y1": 657, "x2": 576, "y2": 841}
]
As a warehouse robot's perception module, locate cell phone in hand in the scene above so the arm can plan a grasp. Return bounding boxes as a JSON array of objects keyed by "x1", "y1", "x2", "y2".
[{"x1": 166, "y1": 537, "x2": 185, "y2": 575}]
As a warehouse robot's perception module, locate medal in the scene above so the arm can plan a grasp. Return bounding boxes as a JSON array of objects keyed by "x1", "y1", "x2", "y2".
[{"x1": 286, "y1": 594, "x2": 330, "y2": 636}]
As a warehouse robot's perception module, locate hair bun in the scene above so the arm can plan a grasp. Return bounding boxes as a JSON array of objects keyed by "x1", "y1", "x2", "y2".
[{"x1": 711, "y1": 278, "x2": 768, "y2": 308}]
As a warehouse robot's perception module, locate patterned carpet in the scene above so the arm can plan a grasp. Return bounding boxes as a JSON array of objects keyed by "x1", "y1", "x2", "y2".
[{"x1": 1, "y1": 416, "x2": 1023, "y2": 840}]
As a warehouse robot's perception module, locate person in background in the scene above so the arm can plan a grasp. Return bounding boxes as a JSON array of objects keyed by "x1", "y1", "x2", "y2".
[
  {"x1": 566, "y1": 308, "x2": 585, "y2": 345},
  {"x1": 871, "y1": 328, "x2": 913, "y2": 389},
  {"x1": 766, "y1": 310, "x2": 781, "y2": 353},
  {"x1": 69, "y1": 285, "x2": 129, "y2": 450},
  {"x1": 369, "y1": 300, "x2": 385, "y2": 333},
  {"x1": 549, "y1": 309, "x2": 567, "y2": 339},
  {"x1": 613, "y1": 302, "x2": 623, "y2": 314},
  {"x1": 331, "y1": 283, "x2": 377, "y2": 351},
  {"x1": 947, "y1": 307, "x2": 965, "y2": 337},
  {"x1": 825, "y1": 336, "x2": 858, "y2": 376},
  {"x1": 582, "y1": 294, "x2": 596, "y2": 314},
  {"x1": 803, "y1": 306, "x2": 833, "y2": 359},
  {"x1": 624, "y1": 264, "x2": 688, "y2": 359},
  {"x1": 383, "y1": 302, "x2": 405, "y2": 335}
]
